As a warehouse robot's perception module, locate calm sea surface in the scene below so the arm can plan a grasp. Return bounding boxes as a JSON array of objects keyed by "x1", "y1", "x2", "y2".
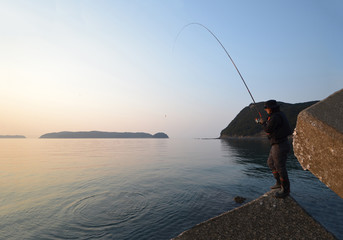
[{"x1": 1, "y1": 138, "x2": 342, "y2": 240}]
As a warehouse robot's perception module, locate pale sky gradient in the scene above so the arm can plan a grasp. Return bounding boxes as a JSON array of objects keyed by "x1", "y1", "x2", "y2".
[{"x1": 1, "y1": 0, "x2": 342, "y2": 138}]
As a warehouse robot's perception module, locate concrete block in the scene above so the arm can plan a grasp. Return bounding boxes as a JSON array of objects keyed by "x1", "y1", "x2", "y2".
[{"x1": 293, "y1": 89, "x2": 343, "y2": 199}]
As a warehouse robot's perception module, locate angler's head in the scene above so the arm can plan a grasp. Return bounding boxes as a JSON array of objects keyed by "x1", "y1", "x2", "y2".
[{"x1": 264, "y1": 100, "x2": 280, "y2": 114}]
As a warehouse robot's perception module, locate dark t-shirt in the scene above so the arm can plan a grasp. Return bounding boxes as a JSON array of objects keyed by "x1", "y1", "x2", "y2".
[{"x1": 264, "y1": 111, "x2": 292, "y2": 144}]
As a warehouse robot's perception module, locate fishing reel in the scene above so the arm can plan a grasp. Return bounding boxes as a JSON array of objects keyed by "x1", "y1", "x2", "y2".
[{"x1": 255, "y1": 118, "x2": 263, "y2": 124}]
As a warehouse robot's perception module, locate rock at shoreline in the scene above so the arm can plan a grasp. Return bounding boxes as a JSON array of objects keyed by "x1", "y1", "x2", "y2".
[{"x1": 234, "y1": 196, "x2": 246, "y2": 204}]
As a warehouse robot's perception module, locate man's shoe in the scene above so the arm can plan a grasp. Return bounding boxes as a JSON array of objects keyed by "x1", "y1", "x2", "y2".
[{"x1": 275, "y1": 188, "x2": 289, "y2": 198}]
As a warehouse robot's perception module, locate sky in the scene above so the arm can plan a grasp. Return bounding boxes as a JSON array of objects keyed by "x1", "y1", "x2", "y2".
[{"x1": 0, "y1": 0, "x2": 342, "y2": 138}]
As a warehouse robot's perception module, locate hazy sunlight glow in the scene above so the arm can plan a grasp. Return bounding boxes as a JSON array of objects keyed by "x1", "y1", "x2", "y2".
[{"x1": 1, "y1": 0, "x2": 342, "y2": 138}]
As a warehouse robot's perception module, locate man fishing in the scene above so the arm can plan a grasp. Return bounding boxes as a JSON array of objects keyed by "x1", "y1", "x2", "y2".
[
  {"x1": 176, "y1": 24, "x2": 292, "y2": 198},
  {"x1": 258, "y1": 100, "x2": 292, "y2": 198}
]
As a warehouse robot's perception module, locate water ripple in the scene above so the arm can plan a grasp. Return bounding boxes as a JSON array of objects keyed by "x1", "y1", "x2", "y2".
[{"x1": 64, "y1": 191, "x2": 148, "y2": 229}]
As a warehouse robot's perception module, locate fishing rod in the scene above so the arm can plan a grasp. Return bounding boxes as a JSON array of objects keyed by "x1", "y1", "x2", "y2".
[{"x1": 175, "y1": 22, "x2": 262, "y2": 121}]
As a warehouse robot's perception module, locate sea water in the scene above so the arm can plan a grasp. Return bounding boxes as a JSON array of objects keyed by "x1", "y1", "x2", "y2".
[{"x1": 0, "y1": 138, "x2": 342, "y2": 239}]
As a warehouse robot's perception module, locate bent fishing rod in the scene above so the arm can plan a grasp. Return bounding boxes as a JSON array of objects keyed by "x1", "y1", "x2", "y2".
[{"x1": 175, "y1": 22, "x2": 262, "y2": 121}]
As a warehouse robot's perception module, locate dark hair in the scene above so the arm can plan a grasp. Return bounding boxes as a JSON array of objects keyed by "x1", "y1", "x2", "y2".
[{"x1": 264, "y1": 100, "x2": 279, "y2": 109}]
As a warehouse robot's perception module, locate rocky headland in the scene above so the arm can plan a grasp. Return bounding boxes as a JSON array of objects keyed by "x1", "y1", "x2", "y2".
[{"x1": 220, "y1": 101, "x2": 318, "y2": 138}]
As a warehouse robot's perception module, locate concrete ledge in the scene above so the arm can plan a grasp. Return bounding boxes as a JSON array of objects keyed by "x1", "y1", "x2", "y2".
[
  {"x1": 293, "y1": 89, "x2": 343, "y2": 198},
  {"x1": 172, "y1": 191, "x2": 336, "y2": 240}
]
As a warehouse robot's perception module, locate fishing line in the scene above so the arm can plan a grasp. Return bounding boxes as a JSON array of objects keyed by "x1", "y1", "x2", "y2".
[{"x1": 174, "y1": 22, "x2": 262, "y2": 119}]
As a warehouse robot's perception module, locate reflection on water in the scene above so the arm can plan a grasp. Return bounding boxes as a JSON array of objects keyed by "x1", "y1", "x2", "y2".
[
  {"x1": 221, "y1": 138, "x2": 310, "y2": 174},
  {"x1": 0, "y1": 139, "x2": 342, "y2": 240},
  {"x1": 221, "y1": 138, "x2": 271, "y2": 176}
]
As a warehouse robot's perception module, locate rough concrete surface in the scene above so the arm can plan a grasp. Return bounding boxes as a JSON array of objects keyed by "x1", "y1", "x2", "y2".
[
  {"x1": 293, "y1": 88, "x2": 343, "y2": 199},
  {"x1": 172, "y1": 191, "x2": 336, "y2": 240}
]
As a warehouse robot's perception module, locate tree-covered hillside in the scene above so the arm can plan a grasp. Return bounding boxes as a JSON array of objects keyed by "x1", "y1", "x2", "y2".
[{"x1": 220, "y1": 101, "x2": 318, "y2": 138}]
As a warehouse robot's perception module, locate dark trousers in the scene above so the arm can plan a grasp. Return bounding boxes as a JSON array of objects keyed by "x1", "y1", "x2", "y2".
[{"x1": 267, "y1": 140, "x2": 290, "y2": 182}]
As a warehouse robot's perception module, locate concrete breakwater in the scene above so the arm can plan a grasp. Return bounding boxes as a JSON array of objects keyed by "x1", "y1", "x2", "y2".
[{"x1": 172, "y1": 190, "x2": 336, "y2": 240}]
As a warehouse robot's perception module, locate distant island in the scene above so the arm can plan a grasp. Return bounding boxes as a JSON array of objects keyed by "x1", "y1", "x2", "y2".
[
  {"x1": 0, "y1": 135, "x2": 26, "y2": 138},
  {"x1": 40, "y1": 131, "x2": 169, "y2": 139},
  {"x1": 220, "y1": 101, "x2": 318, "y2": 138}
]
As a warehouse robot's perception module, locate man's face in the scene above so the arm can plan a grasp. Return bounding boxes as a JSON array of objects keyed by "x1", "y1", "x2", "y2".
[{"x1": 265, "y1": 108, "x2": 272, "y2": 115}]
